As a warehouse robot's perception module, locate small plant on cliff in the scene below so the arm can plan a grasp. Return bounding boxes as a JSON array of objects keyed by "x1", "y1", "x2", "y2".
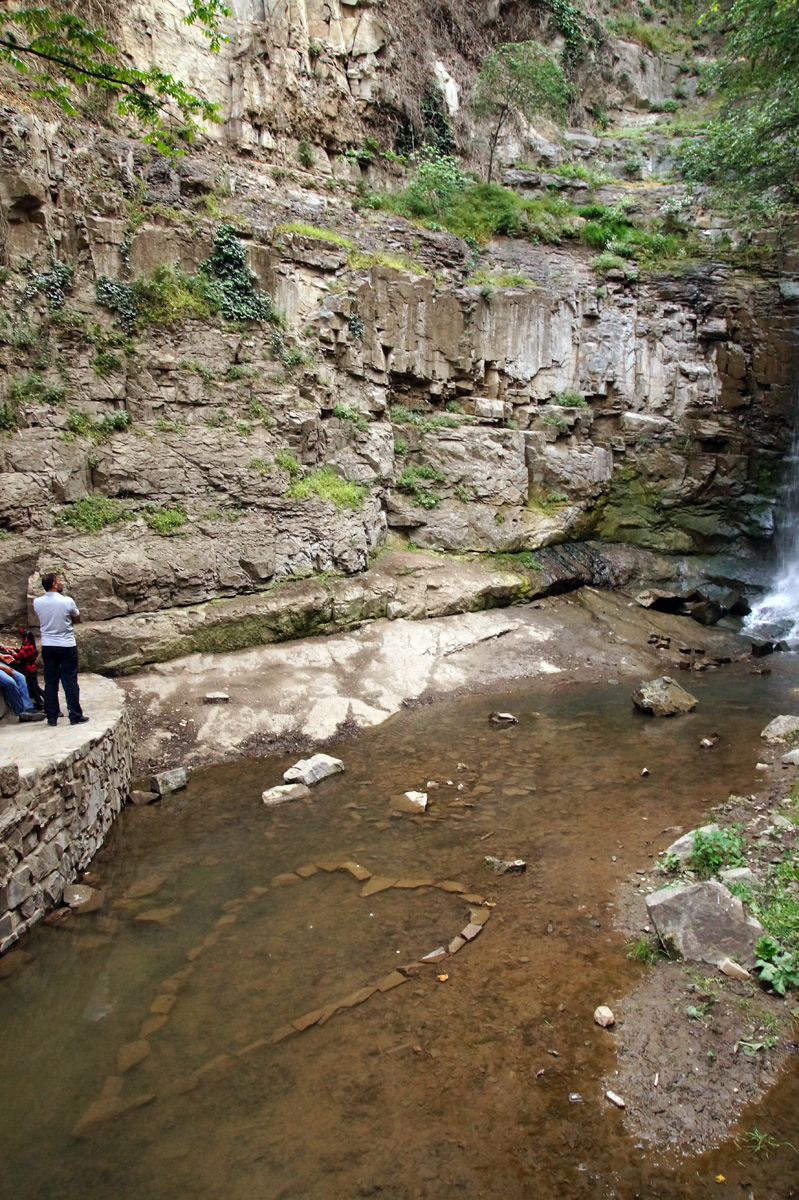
[
  {"x1": 395, "y1": 463, "x2": 445, "y2": 509},
  {"x1": 199, "y1": 224, "x2": 278, "y2": 323},
  {"x1": 333, "y1": 404, "x2": 369, "y2": 432},
  {"x1": 56, "y1": 494, "x2": 131, "y2": 532},
  {"x1": 297, "y1": 139, "x2": 314, "y2": 169},
  {"x1": 92, "y1": 350, "x2": 123, "y2": 377},
  {"x1": 275, "y1": 448, "x2": 301, "y2": 477},
  {"x1": 143, "y1": 504, "x2": 187, "y2": 535},
  {"x1": 286, "y1": 466, "x2": 368, "y2": 510},
  {"x1": 274, "y1": 222, "x2": 353, "y2": 249},
  {"x1": 347, "y1": 311, "x2": 365, "y2": 340},
  {"x1": 552, "y1": 391, "x2": 587, "y2": 407},
  {"x1": 22, "y1": 258, "x2": 74, "y2": 311},
  {"x1": 66, "y1": 407, "x2": 131, "y2": 441}
]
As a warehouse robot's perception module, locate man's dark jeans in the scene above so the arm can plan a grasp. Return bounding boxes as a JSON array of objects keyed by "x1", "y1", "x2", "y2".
[{"x1": 41, "y1": 645, "x2": 83, "y2": 722}]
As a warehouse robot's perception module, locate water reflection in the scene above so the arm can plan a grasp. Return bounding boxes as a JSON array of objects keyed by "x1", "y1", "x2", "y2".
[{"x1": 1, "y1": 661, "x2": 799, "y2": 1199}]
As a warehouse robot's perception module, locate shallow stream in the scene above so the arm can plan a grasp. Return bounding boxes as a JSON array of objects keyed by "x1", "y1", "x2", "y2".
[{"x1": 2, "y1": 660, "x2": 799, "y2": 1199}]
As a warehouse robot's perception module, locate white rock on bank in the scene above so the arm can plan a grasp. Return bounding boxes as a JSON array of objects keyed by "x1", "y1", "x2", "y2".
[
  {"x1": 594, "y1": 1005, "x2": 615, "y2": 1028},
  {"x1": 761, "y1": 715, "x2": 799, "y2": 743},
  {"x1": 283, "y1": 753, "x2": 344, "y2": 786},
  {"x1": 262, "y1": 783, "x2": 312, "y2": 806},
  {"x1": 203, "y1": 692, "x2": 230, "y2": 704}
]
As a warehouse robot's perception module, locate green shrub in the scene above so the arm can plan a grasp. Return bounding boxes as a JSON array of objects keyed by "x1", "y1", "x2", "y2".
[
  {"x1": 286, "y1": 466, "x2": 368, "y2": 509},
  {"x1": 92, "y1": 350, "x2": 123, "y2": 377},
  {"x1": 394, "y1": 436, "x2": 408, "y2": 455},
  {"x1": 552, "y1": 391, "x2": 587, "y2": 407},
  {"x1": 755, "y1": 936, "x2": 799, "y2": 995},
  {"x1": 199, "y1": 224, "x2": 279, "y2": 323},
  {"x1": 0, "y1": 398, "x2": 19, "y2": 431},
  {"x1": 56, "y1": 495, "x2": 131, "y2": 532},
  {"x1": 390, "y1": 404, "x2": 460, "y2": 433},
  {"x1": 689, "y1": 825, "x2": 745, "y2": 878},
  {"x1": 249, "y1": 457, "x2": 272, "y2": 475},
  {"x1": 8, "y1": 372, "x2": 66, "y2": 407},
  {"x1": 332, "y1": 404, "x2": 369, "y2": 432},
  {"x1": 348, "y1": 312, "x2": 365, "y2": 340},
  {"x1": 67, "y1": 408, "x2": 131, "y2": 441},
  {"x1": 395, "y1": 463, "x2": 445, "y2": 508},
  {"x1": 143, "y1": 504, "x2": 187, "y2": 535},
  {"x1": 23, "y1": 259, "x2": 74, "y2": 311},
  {"x1": 347, "y1": 249, "x2": 426, "y2": 275},
  {"x1": 626, "y1": 937, "x2": 663, "y2": 964},
  {"x1": 297, "y1": 139, "x2": 314, "y2": 169}
]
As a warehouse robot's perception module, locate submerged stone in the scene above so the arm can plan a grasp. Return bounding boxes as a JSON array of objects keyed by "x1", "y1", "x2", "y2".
[
  {"x1": 360, "y1": 876, "x2": 398, "y2": 897},
  {"x1": 283, "y1": 754, "x2": 344, "y2": 786},
  {"x1": 262, "y1": 782, "x2": 311, "y2": 806},
  {"x1": 149, "y1": 767, "x2": 187, "y2": 796}
]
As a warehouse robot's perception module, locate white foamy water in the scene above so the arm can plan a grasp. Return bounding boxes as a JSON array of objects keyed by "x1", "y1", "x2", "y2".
[{"x1": 745, "y1": 439, "x2": 799, "y2": 645}]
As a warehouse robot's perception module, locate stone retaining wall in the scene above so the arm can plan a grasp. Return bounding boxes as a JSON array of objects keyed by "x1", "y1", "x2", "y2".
[{"x1": 0, "y1": 676, "x2": 131, "y2": 952}]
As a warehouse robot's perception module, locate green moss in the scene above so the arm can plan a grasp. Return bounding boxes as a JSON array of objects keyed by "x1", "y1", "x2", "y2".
[
  {"x1": 347, "y1": 249, "x2": 426, "y2": 275},
  {"x1": 275, "y1": 222, "x2": 353, "y2": 248},
  {"x1": 287, "y1": 466, "x2": 369, "y2": 510}
]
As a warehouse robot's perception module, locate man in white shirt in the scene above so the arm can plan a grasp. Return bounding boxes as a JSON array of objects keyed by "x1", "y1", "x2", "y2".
[{"x1": 32, "y1": 572, "x2": 89, "y2": 728}]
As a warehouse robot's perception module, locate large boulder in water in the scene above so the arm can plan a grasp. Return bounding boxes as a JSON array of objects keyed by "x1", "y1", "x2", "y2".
[
  {"x1": 646, "y1": 880, "x2": 764, "y2": 967},
  {"x1": 631, "y1": 676, "x2": 698, "y2": 717}
]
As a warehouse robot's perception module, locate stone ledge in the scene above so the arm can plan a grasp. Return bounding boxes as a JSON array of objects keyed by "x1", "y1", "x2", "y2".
[{"x1": 0, "y1": 675, "x2": 131, "y2": 953}]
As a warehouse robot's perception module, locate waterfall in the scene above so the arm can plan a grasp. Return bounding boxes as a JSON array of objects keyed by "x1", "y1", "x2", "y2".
[{"x1": 744, "y1": 435, "x2": 799, "y2": 645}]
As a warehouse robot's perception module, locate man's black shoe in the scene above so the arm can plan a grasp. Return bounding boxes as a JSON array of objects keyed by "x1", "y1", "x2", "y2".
[
  {"x1": 19, "y1": 711, "x2": 46, "y2": 722},
  {"x1": 47, "y1": 720, "x2": 58, "y2": 727},
  {"x1": 70, "y1": 715, "x2": 90, "y2": 725}
]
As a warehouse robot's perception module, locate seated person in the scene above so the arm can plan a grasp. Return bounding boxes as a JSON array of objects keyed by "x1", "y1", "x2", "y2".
[
  {"x1": 0, "y1": 662, "x2": 45, "y2": 722},
  {"x1": 0, "y1": 630, "x2": 43, "y2": 709}
]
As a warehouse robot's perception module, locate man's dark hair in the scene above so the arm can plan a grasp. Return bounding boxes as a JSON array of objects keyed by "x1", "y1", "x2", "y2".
[{"x1": 41, "y1": 572, "x2": 59, "y2": 592}]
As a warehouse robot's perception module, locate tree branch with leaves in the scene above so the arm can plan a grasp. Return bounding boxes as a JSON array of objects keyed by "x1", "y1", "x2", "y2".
[
  {"x1": 472, "y1": 42, "x2": 572, "y2": 183},
  {"x1": 0, "y1": 2, "x2": 231, "y2": 154}
]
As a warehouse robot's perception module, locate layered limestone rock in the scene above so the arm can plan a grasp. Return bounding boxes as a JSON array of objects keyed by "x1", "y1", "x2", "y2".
[{"x1": 0, "y1": 28, "x2": 796, "y2": 666}]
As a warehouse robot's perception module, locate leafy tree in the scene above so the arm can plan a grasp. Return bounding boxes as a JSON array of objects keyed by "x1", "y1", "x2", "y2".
[
  {"x1": 473, "y1": 41, "x2": 572, "y2": 182},
  {"x1": 682, "y1": 0, "x2": 799, "y2": 198},
  {"x1": 0, "y1": 2, "x2": 230, "y2": 153}
]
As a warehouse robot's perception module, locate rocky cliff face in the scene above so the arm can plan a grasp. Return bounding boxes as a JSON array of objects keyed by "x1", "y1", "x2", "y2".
[{"x1": 0, "y1": 4, "x2": 796, "y2": 668}]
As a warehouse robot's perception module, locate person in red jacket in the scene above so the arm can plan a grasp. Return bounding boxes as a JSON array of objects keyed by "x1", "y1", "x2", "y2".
[{"x1": 0, "y1": 630, "x2": 44, "y2": 710}]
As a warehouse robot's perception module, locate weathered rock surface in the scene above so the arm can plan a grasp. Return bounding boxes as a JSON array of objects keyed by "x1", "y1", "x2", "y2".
[
  {"x1": 761, "y1": 715, "x2": 799, "y2": 743},
  {"x1": 149, "y1": 767, "x2": 188, "y2": 795},
  {"x1": 631, "y1": 676, "x2": 698, "y2": 717},
  {"x1": 646, "y1": 881, "x2": 764, "y2": 967}
]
